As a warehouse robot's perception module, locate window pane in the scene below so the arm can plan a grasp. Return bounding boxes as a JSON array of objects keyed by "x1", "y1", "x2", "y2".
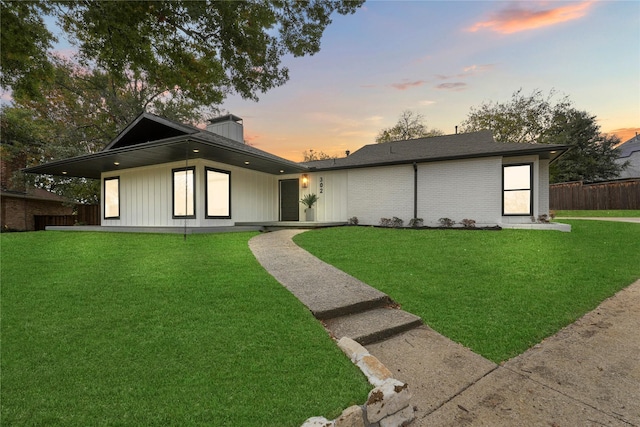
[
  {"x1": 174, "y1": 169, "x2": 194, "y2": 217},
  {"x1": 207, "y1": 169, "x2": 230, "y2": 217},
  {"x1": 504, "y1": 165, "x2": 531, "y2": 190},
  {"x1": 104, "y1": 178, "x2": 119, "y2": 218},
  {"x1": 504, "y1": 190, "x2": 531, "y2": 215}
]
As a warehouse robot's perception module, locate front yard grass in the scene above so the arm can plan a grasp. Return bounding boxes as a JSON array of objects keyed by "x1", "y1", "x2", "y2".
[
  {"x1": 1, "y1": 232, "x2": 370, "y2": 426},
  {"x1": 294, "y1": 220, "x2": 640, "y2": 363}
]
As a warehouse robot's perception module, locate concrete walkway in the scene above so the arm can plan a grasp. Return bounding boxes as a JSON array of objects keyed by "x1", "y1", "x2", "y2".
[{"x1": 249, "y1": 229, "x2": 640, "y2": 426}]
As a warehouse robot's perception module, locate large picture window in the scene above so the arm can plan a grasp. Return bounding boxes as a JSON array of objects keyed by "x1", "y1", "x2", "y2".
[
  {"x1": 173, "y1": 167, "x2": 195, "y2": 218},
  {"x1": 503, "y1": 164, "x2": 533, "y2": 216},
  {"x1": 205, "y1": 167, "x2": 231, "y2": 218},
  {"x1": 104, "y1": 177, "x2": 120, "y2": 219}
]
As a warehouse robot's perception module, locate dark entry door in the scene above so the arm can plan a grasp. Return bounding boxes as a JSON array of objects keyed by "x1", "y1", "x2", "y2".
[{"x1": 280, "y1": 179, "x2": 299, "y2": 221}]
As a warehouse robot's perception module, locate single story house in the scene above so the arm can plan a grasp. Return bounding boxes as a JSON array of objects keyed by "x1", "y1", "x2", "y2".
[
  {"x1": 1, "y1": 153, "x2": 75, "y2": 231},
  {"x1": 25, "y1": 112, "x2": 569, "y2": 230}
]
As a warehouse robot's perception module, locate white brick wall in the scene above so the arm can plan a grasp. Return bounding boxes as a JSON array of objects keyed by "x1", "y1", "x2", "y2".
[
  {"x1": 345, "y1": 158, "x2": 505, "y2": 226},
  {"x1": 418, "y1": 158, "x2": 502, "y2": 226},
  {"x1": 347, "y1": 165, "x2": 414, "y2": 225}
]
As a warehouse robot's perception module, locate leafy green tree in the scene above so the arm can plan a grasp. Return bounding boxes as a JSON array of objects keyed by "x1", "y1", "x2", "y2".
[
  {"x1": 461, "y1": 89, "x2": 624, "y2": 183},
  {"x1": 460, "y1": 89, "x2": 572, "y2": 144},
  {"x1": 376, "y1": 110, "x2": 443, "y2": 143},
  {"x1": 2, "y1": 0, "x2": 364, "y2": 105},
  {"x1": 542, "y1": 109, "x2": 625, "y2": 183},
  {"x1": 1, "y1": 0, "x2": 364, "y2": 202},
  {"x1": 0, "y1": 1, "x2": 56, "y2": 99}
]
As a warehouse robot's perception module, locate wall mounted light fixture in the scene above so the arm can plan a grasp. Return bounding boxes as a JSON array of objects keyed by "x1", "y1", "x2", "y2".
[{"x1": 301, "y1": 174, "x2": 309, "y2": 188}]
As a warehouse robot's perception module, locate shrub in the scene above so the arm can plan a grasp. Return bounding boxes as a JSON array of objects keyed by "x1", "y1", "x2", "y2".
[
  {"x1": 348, "y1": 216, "x2": 359, "y2": 226},
  {"x1": 438, "y1": 217, "x2": 455, "y2": 228},
  {"x1": 549, "y1": 210, "x2": 556, "y2": 219},
  {"x1": 461, "y1": 218, "x2": 476, "y2": 228},
  {"x1": 391, "y1": 217, "x2": 404, "y2": 228},
  {"x1": 379, "y1": 218, "x2": 392, "y2": 227},
  {"x1": 537, "y1": 214, "x2": 550, "y2": 223},
  {"x1": 408, "y1": 218, "x2": 424, "y2": 228}
]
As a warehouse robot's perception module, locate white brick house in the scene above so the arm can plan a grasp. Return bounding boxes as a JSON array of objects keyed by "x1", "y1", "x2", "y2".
[{"x1": 25, "y1": 113, "x2": 568, "y2": 230}]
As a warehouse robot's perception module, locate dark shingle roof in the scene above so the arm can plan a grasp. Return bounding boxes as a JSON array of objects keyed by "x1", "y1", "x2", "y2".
[
  {"x1": 616, "y1": 134, "x2": 640, "y2": 158},
  {"x1": 303, "y1": 131, "x2": 568, "y2": 170}
]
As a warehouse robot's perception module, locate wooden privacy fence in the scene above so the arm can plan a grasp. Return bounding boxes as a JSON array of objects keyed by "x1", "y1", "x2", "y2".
[
  {"x1": 34, "y1": 205, "x2": 100, "y2": 231},
  {"x1": 549, "y1": 179, "x2": 640, "y2": 210}
]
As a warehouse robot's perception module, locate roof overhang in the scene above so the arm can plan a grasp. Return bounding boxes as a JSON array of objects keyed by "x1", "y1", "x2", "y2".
[
  {"x1": 307, "y1": 145, "x2": 571, "y2": 171},
  {"x1": 23, "y1": 135, "x2": 307, "y2": 179}
]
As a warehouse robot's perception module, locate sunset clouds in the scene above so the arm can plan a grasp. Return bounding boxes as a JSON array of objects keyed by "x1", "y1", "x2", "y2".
[
  {"x1": 390, "y1": 80, "x2": 427, "y2": 90},
  {"x1": 468, "y1": 1, "x2": 595, "y2": 34}
]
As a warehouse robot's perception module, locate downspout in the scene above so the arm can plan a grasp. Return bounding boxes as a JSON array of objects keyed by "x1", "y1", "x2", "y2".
[{"x1": 413, "y1": 162, "x2": 418, "y2": 219}]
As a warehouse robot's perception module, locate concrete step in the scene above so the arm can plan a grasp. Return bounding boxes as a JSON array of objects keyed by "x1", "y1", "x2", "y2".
[
  {"x1": 323, "y1": 307, "x2": 423, "y2": 345},
  {"x1": 312, "y1": 295, "x2": 391, "y2": 320}
]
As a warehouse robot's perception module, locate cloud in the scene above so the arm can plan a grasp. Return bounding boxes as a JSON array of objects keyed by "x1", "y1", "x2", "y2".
[
  {"x1": 419, "y1": 100, "x2": 436, "y2": 106},
  {"x1": 436, "y1": 64, "x2": 495, "y2": 81},
  {"x1": 463, "y1": 64, "x2": 494, "y2": 74},
  {"x1": 435, "y1": 82, "x2": 467, "y2": 91},
  {"x1": 390, "y1": 80, "x2": 427, "y2": 90},
  {"x1": 468, "y1": 1, "x2": 595, "y2": 34}
]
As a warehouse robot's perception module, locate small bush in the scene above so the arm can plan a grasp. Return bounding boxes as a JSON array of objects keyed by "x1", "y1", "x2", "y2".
[
  {"x1": 461, "y1": 218, "x2": 476, "y2": 228},
  {"x1": 348, "y1": 216, "x2": 359, "y2": 226},
  {"x1": 379, "y1": 218, "x2": 392, "y2": 227},
  {"x1": 537, "y1": 214, "x2": 550, "y2": 223},
  {"x1": 438, "y1": 217, "x2": 455, "y2": 228},
  {"x1": 408, "y1": 218, "x2": 424, "y2": 228},
  {"x1": 391, "y1": 217, "x2": 404, "y2": 228},
  {"x1": 549, "y1": 210, "x2": 556, "y2": 219}
]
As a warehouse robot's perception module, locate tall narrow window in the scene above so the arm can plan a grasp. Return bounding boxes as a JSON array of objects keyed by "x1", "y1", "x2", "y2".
[
  {"x1": 173, "y1": 167, "x2": 195, "y2": 218},
  {"x1": 503, "y1": 164, "x2": 532, "y2": 215},
  {"x1": 205, "y1": 167, "x2": 231, "y2": 218},
  {"x1": 104, "y1": 177, "x2": 120, "y2": 219}
]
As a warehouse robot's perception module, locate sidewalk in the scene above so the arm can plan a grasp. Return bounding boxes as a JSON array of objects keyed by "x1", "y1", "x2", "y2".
[{"x1": 249, "y1": 229, "x2": 640, "y2": 426}]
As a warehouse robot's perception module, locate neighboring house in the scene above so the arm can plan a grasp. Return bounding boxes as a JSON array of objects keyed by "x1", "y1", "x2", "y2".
[
  {"x1": 1, "y1": 154, "x2": 74, "y2": 231},
  {"x1": 24, "y1": 113, "x2": 569, "y2": 230},
  {"x1": 615, "y1": 133, "x2": 640, "y2": 179}
]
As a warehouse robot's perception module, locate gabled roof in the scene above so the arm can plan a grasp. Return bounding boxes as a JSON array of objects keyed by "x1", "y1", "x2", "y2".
[
  {"x1": 303, "y1": 131, "x2": 569, "y2": 170},
  {"x1": 24, "y1": 113, "x2": 306, "y2": 178},
  {"x1": 616, "y1": 134, "x2": 640, "y2": 158},
  {"x1": 103, "y1": 113, "x2": 200, "y2": 150}
]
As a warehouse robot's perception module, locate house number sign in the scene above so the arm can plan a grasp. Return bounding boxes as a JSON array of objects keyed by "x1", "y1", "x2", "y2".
[{"x1": 319, "y1": 177, "x2": 324, "y2": 194}]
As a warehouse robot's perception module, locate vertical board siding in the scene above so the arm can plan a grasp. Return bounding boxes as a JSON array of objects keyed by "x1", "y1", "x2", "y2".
[
  {"x1": 301, "y1": 171, "x2": 348, "y2": 221},
  {"x1": 549, "y1": 179, "x2": 640, "y2": 210},
  {"x1": 102, "y1": 160, "x2": 279, "y2": 227}
]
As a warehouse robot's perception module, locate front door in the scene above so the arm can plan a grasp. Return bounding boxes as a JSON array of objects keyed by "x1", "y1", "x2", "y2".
[{"x1": 279, "y1": 179, "x2": 299, "y2": 221}]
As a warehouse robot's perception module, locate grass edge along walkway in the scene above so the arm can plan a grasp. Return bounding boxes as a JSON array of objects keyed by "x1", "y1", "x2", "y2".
[
  {"x1": 554, "y1": 209, "x2": 640, "y2": 217},
  {"x1": 0, "y1": 231, "x2": 371, "y2": 427},
  {"x1": 294, "y1": 220, "x2": 640, "y2": 363}
]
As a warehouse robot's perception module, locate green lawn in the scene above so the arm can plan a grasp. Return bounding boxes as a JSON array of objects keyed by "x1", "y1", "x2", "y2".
[
  {"x1": 554, "y1": 209, "x2": 640, "y2": 217},
  {"x1": 0, "y1": 232, "x2": 370, "y2": 426},
  {"x1": 294, "y1": 221, "x2": 640, "y2": 363}
]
